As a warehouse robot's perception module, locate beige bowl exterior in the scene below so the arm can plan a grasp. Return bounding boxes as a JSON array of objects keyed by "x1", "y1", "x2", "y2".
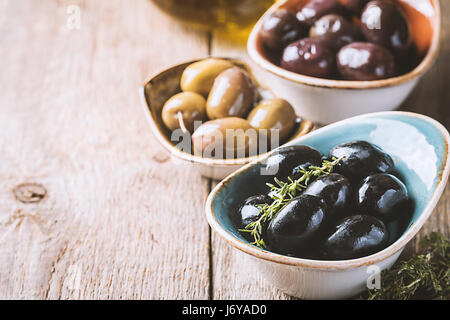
[
  {"x1": 252, "y1": 69, "x2": 420, "y2": 124},
  {"x1": 247, "y1": 0, "x2": 441, "y2": 124},
  {"x1": 245, "y1": 249, "x2": 402, "y2": 299}
]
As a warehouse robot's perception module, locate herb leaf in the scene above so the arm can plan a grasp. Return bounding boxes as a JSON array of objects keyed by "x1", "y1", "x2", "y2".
[
  {"x1": 239, "y1": 156, "x2": 344, "y2": 248},
  {"x1": 362, "y1": 232, "x2": 450, "y2": 300}
]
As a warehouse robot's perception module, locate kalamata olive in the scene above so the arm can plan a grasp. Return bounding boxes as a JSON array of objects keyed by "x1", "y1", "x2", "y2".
[
  {"x1": 329, "y1": 140, "x2": 394, "y2": 183},
  {"x1": 161, "y1": 92, "x2": 206, "y2": 133},
  {"x1": 304, "y1": 173, "x2": 352, "y2": 216},
  {"x1": 324, "y1": 214, "x2": 388, "y2": 260},
  {"x1": 356, "y1": 173, "x2": 409, "y2": 221},
  {"x1": 281, "y1": 38, "x2": 336, "y2": 78},
  {"x1": 337, "y1": 42, "x2": 395, "y2": 80},
  {"x1": 180, "y1": 58, "x2": 234, "y2": 96},
  {"x1": 259, "y1": 9, "x2": 307, "y2": 52},
  {"x1": 361, "y1": 0, "x2": 411, "y2": 56},
  {"x1": 340, "y1": 0, "x2": 370, "y2": 15},
  {"x1": 206, "y1": 67, "x2": 257, "y2": 119},
  {"x1": 247, "y1": 98, "x2": 296, "y2": 143},
  {"x1": 237, "y1": 194, "x2": 272, "y2": 229},
  {"x1": 191, "y1": 117, "x2": 259, "y2": 159},
  {"x1": 263, "y1": 145, "x2": 322, "y2": 179},
  {"x1": 267, "y1": 194, "x2": 327, "y2": 254},
  {"x1": 309, "y1": 14, "x2": 363, "y2": 51},
  {"x1": 295, "y1": 0, "x2": 346, "y2": 27}
]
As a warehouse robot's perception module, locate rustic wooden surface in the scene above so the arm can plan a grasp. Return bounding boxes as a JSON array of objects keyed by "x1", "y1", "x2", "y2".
[{"x1": 0, "y1": 0, "x2": 448, "y2": 300}]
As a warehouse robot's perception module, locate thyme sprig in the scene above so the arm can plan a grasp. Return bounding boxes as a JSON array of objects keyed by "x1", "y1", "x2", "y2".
[
  {"x1": 362, "y1": 232, "x2": 450, "y2": 300},
  {"x1": 239, "y1": 156, "x2": 344, "y2": 248}
]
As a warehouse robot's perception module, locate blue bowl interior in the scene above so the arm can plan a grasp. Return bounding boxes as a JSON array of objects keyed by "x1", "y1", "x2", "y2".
[{"x1": 211, "y1": 113, "x2": 448, "y2": 254}]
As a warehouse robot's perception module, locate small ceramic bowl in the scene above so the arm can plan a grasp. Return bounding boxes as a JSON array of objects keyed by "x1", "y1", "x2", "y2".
[
  {"x1": 140, "y1": 58, "x2": 313, "y2": 180},
  {"x1": 205, "y1": 111, "x2": 450, "y2": 299},
  {"x1": 247, "y1": 0, "x2": 441, "y2": 124}
]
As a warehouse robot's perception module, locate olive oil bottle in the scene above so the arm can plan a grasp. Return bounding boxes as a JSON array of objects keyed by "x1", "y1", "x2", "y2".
[{"x1": 152, "y1": 0, "x2": 276, "y2": 41}]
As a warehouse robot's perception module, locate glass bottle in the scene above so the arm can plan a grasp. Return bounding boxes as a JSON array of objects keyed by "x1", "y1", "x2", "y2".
[{"x1": 152, "y1": 0, "x2": 276, "y2": 41}]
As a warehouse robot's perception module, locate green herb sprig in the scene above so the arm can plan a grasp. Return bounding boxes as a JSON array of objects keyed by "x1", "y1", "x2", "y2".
[
  {"x1": 239, "y1": 156, "x2": 344, "y2": 248},
  {"x1": 362, "y1": 232, "x2": 450, "y2": 300}
]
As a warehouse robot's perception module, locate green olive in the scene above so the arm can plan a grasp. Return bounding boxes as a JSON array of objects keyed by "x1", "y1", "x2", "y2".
[
  {"x1": 247, "y1": 98, "x2": 296, "y2": 143},
  {"x1": 180, "y1": 58, "x2": 234, "y2": 96},
  {"x1": 206, "y1": 67, "x2": 257, "y2": 120},
  {"x1": 191, "y1": 117, "x2": 259, "y2": 159},
  {"x1": 161, "y1": 92, "x2": 206, "y2": 133}
]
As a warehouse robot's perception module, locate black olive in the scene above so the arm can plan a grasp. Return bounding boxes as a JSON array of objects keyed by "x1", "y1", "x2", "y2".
[
  {"x1": 310, "y1": 14, "x2": 363, "y2": 51},
  {"x1": 329, "y1": 140, "x2": 394, "y2": 183},
  {"x1": 361, "y1": 0, "x2": 411, "y2": 56},
  {"x1": 259, "y1": 9, "x2": 307, "y2": 52},
  {"x1": 337, "y1": 42, "x2": 396, "y2": 80},
  {"x1": 263, "y1": 145, "x2": 322, "y2": 180},
  {"x1": 237, "y1": 194, "x2": 272, "y2": 228},
  {"x1": 267, "y1": 194, "x2": 327, "y2": 255},
  {"x1": 323, "y1": 214, "x2": 389, "y2": 260},
  {"x1": 356, "y1": 173, "x2": 409, "y2": 221},
  {"x1": 303, "y1": 173, "x2": 352, "y2": 216},
  {"x1": 385, "y1": 208, "x2": 413, "y2": 244},
  {"x1": 281, "y1": 38, "x2": 336, "y2": 78},
  {"x1": 295, "y1": 0, "x2": 346, "y2": 27}
]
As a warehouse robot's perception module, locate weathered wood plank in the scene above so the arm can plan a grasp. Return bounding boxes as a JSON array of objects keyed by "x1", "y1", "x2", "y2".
[
  {"x1": 0, "y1": 0, "x2": 448, "y2": 300},
  {"x1": 0, "y1": 0, "x2": 211, "y2": 299}
]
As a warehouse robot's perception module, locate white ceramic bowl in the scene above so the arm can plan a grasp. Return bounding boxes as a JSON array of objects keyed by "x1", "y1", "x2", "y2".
[
  {"x1": 140, "y1": 58, "x2": 313, "y2": 180},
  {"x1": 206, "y1": 111, "x2": 450, "y2": 299},
  {"x1": 247, "y1": 0, "x2": 441, "y2": 124}
]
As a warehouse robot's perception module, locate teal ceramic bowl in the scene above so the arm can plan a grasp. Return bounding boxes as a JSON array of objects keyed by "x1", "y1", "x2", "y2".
[{"x1": 205, "y1": 111, "x2": 450, "y2": 299}]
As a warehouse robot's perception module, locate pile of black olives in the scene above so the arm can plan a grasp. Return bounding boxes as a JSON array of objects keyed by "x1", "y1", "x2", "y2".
[
  {"x1": 258, "y1": 0, "x2": 420, "y2": 80},
  {"x1": 161, "y1": 58, "x2": 301, "y2": 159},
  {"x1": 236, "y1": 140, "x2": 413, "y2": 260}
]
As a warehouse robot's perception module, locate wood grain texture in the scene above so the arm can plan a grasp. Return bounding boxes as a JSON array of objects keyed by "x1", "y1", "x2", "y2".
[
  {"x1": 0, "y1": 0, "x2": 211, "y2": 299},
  {"x1": 0, "y1": 0, "x2": 448, "y2": 300}
]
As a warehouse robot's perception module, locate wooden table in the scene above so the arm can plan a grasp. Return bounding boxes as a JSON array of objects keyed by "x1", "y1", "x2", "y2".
[{"x1": 0, "y1": 0, "x2": 448, "y2": 300}]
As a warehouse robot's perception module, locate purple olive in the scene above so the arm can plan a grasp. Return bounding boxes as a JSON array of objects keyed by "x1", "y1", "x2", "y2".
[
  {"x1": 259, "y1": 9, "x2": 307, "y2": 51},
  {"x1": 337, "y1": 42, "x2": 396, "y2": 80},
  {"x1": 310, "y1": 14, "x2": 363, "y2": 51},
  {"x1": 295, "y1": 0, "x2": 346, "y2": 27},
  {"x1": 341, "y1": 0, "x2": 371, "y2": 15},
  {"x1": 361, "y1": 0, "x2": 411, "y2": 56},
  {"x1": 281, "y1": 38, "x2": 336, "y2": 78}
]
